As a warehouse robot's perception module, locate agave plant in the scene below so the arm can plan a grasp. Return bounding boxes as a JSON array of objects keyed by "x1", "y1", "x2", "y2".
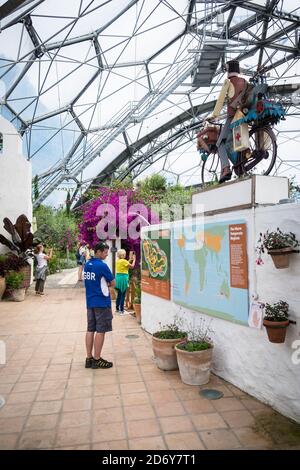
[{"x1": 0, "y1": 215, "x2": 34, "y2": 263}]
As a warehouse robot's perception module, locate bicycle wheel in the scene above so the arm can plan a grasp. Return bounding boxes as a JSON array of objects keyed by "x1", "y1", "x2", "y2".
[
  {"x1": 243, "y1": 126, "x2": 277, "y2": 175},
  {"x1": 201, "y1": 152, "x2": 221, "y2": 185}
]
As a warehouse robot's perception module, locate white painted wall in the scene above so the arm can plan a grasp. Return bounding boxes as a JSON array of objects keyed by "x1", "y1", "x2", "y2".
[
  {"x1": 0, "y1": 115, "x2": 32, "y2": 254},
  {"x1": 141, "y1": 202, "x2": 300, "y2": 422}
]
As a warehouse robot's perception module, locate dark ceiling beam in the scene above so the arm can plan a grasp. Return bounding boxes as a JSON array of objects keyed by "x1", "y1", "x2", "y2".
[
  {"x1": 0, "y1": 0, "x2": 30, "y2": 19},
  {"x1": 258, "y1": 0, "x2": 282, "y2": 67},
  {"x1": 264, "y1": 53, "x2": 299, "y2": 73},
  {"x1": 185, "y1": 0, "x2": 196, "y2": 31},
  {"x1": 230, "y1": 0, "x2": 300, "y2": 23},
  {"x1": 23, "y1": 14, "x2": 44, "y2": 58},
  {"x1": 2, "y1": 102, "x2": 28, "y2": 131},
  {"x1": 0, "y1": 0, "x2": 44, "y2": 30}
]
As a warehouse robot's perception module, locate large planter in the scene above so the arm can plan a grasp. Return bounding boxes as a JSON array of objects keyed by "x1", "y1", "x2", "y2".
[
  {"x1": 19, "y1": 263, "x2": 31, "y2": 289},
  {"x1": 11, "y1": 288, "x2": 26, "y2": 302},
  {"x1": 175, "y1": 343, "x2": 213, "y2": 385},
  {"x1": 152, "y1": 335, "x2": 187, "y2": 371},
  {"x1": 268, "y1": 247, "x2": 294, "y2": 269},
  {"x1": 263, "y1": 319, "x2": 289, "y2": 343},
  {"x1": 133, "y1": 303, "x2": 141, "y2": 323},
  {"x1": 0, "y1": 276, "x2": 6, "y2": 300}
]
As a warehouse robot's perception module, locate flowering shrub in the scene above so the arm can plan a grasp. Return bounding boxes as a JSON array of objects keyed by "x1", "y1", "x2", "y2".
[
  {"x1": 78, "y1": 187, "x2": 160, "y2": 261},
  {"x1": 59, "y1": 227, "x2": 77, "y2": 252}
]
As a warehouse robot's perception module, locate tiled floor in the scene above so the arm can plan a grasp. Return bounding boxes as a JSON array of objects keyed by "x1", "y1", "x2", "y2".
[{"x1": 0, "y1": 282, "x2": 299, "y2": 450}]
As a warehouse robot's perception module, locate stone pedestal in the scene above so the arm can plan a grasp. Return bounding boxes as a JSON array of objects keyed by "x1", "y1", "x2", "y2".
[{"x1": 192, "y1": 175, "x2": 289, "y2": 216}]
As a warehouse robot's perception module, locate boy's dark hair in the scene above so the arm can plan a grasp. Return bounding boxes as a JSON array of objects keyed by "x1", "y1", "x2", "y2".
[{"x1": 94, "y1": 241, "x2": 109, "y2": 253}]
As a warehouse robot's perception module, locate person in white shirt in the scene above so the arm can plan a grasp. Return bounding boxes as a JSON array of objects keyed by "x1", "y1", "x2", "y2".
[{"x1": 34, "y1": 244, "x2": 53, "y2": 295}]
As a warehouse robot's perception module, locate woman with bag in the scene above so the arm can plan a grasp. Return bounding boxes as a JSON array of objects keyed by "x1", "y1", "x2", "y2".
[{"x1": 35, "y1": 244, "x2": 53, "y2": 295}]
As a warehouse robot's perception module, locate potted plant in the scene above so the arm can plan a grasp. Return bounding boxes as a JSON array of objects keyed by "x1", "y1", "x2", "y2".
[
  {"x1": 0, "y1": 214, "x2": 34, "y2": 287},
  {"x1": 263, "y1": 300, "x2": 289, "y2": 343},
  {"x1": 175, "y1": 319, "x2": 214, "y2": 385},
  {"x1": 133, "y1": 284, "x2": 141, "y2": 324},
  {"x1": 256, "y1": 228, "x2": 299, "y2": 269},
  {"x1": 5, "y1": 271, "x2": 25, "y2": 302},
  {"x1": 152, "y1": 318, "x2": 187, "y2": 371},
  {"x1": 0, "y1": 255, "x2": 6, "y2": 300}
]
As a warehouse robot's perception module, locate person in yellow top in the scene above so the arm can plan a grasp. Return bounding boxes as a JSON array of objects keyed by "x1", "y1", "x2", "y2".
[{"x1": 115, "y1": 249, "x2": 136, "y2": 314}]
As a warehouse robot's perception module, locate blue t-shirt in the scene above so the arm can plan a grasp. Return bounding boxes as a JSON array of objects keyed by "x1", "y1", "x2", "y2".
[{"x1": 84, "y1": 258, "x2": 114, "y2": 308}]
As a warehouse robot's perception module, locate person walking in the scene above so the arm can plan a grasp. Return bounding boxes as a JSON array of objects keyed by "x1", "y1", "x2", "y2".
[
  {"x1": 83, "y1": 241, "x2": 116, "y2": 369},
  {"x1": 34, "y1": 244, "x2": 52, "y2": 295},
  {"x1": 115, "y1": 249, "x2": 136, "y2": 314}
]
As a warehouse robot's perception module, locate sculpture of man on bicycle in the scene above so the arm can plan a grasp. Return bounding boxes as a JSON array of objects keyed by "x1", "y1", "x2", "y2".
[
  {"x1": 207, "y1": 59, "x2": 249, "y2": 183},
  {"x1": 197, "y1": 60, "x2": 285, "y2": 185}
]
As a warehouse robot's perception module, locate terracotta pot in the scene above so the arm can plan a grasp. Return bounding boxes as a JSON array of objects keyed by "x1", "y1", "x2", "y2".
[
  {"x1": 0, "y1": 276, "x2": 6, "y2": 300},
  {"x1": 268, "y1": 247, "x2": 294, "y2": 269},
  {"x1": 263, "y1": 319, "x2": 289, "y2": 343},
  {"x1": 11, "y1": 288, "x2": 26, "y2": 302},
  {"x1": 175, "y1": 342, "x2": 213, "y2": 385},
  {"x1": 152, "y1": 335, "x2": 187, "y2": 371},
  {"x1": 133, "y1": 303, "x2": 141, "y2": 324},
  {"x1": 19, "y1": 264, "x2": 31, "y2": 289}
]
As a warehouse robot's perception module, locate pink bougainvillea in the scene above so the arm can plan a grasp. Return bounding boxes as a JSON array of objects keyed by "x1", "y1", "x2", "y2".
[
  {"x1": 78, "y1": 187, "x2": 160, "y2": 261},
  {"x1": 59, "y1": 227, "x2": 77, "y2": 251}
]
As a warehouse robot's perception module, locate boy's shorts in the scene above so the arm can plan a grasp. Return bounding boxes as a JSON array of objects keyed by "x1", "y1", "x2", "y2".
[{"x1": 87, "y1": 307, "x2": 113, "y2": 333}]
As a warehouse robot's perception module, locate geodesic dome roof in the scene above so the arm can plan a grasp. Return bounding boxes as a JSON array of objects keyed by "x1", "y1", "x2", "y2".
[{"x1": 0, "y1": 0, "x2": 299, "y2": 207}]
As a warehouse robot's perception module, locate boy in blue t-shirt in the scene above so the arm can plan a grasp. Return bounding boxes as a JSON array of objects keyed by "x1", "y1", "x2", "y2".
[{"x1": 83, "y1": 241, "x2": 115, "y2": 369}]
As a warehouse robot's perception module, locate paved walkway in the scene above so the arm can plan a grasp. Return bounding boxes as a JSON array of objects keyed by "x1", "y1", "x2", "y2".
[{"x1": 0, "y1": 270, "x2": 299, "y2": 450}]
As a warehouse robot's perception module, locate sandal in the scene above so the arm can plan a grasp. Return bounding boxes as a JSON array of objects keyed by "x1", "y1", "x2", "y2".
[
  {"x1": 100, "y1": 357, "x2": 113, "y2": 366},
  {"x1": 92, "y1": 358, "x2": 113, "y2": 369}
]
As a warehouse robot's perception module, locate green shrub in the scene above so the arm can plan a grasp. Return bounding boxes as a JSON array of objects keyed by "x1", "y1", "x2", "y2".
[
  {"x1": 68, "y1": 251, "x2": 77, "y2": 261},
  {"x1": 154, "y1": 329, "x2": 186, "y2": 340},
  {"x1": 176, "y1": 317, "x2": 214, "y2": 352},
  {"x1": 153, "y1": 317, "x2": 186, "y2": 340},
  {"x1": 60, "y1": 258, "x2": 77, "y2": 269},
  {"x1": 177, "y1": 341, "x2": 212, "y2": 352},
  {"x1": 48, "y1": 256, "x2": 61, "y2": 274},
  {"x1": 5, "y1": 271, "x2": 24, "y2": 289}
]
